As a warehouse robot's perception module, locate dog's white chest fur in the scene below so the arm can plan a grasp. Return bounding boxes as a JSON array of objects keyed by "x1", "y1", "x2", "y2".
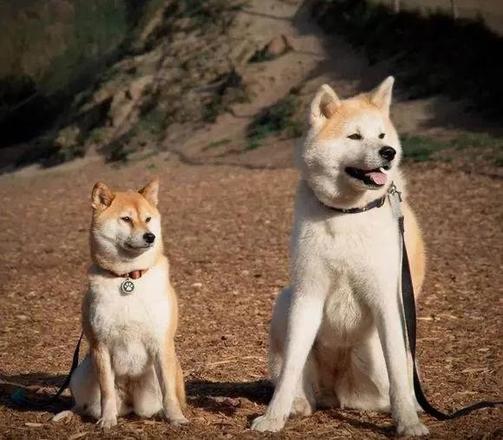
[
  {"x1": 293, "y1": 181, "x2": 401, "y2": 345},
  {"x1": 87, "y1": 264, "x2": 172, "y2": 377},
  {"x1": 294, "y1": 181, "x2": 400, "y2": 286}
]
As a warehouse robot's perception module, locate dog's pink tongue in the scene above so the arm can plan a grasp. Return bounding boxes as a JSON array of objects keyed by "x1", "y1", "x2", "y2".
[{"x1": 366, "y1": 171, "x2": 387, "y2": 185}]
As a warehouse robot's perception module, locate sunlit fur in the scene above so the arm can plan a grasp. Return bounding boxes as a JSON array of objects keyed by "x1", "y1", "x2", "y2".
[
  {"x1": 252, "y1": 78, "x2": 429, "y2": 437},
  {"x1": 90, "y1": 185, "x2": 163, "y2": 276},
  {"x1": 56, "y1": 179, "x2": 187, "y2": 429},
  {"x1": 297, "y1": 79, "x2": 401, "y2": 208}
]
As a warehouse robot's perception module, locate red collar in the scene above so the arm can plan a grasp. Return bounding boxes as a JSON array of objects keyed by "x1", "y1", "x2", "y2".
[{"x1": 108, "y1": 269, "x2": 148, "y2": 279}]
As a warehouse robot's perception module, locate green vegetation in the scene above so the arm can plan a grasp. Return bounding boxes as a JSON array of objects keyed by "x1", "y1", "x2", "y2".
[
  {"x1": 450, "y1": 133, "x2": 502, "y2": 150},
  {"x1": 402, "y1": 133, "x2": 503, "y2": 165},
  {"x1": 246, "y1": 94, "x2": 303, "y2": 149},
  {"x1": 137, "y1": 108, "x2": 168, "y2": 138},
  {"x1": 401, "y1": 135, "x2": 448, "y2": 162}
]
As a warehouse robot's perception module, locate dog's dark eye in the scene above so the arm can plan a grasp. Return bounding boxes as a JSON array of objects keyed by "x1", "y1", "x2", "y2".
[
  {"x1": 121, "y1": 216, "x2": 131, "y2": 223},
  {"x1": 348, "y1": 133, "x2": 363, "y2": 140},
  {"x1": 379, "y1": 133, "x2": 385, "y2": 139},
  {"x1": 145, "y1": 217, "x2": 151, "y2": 223}
]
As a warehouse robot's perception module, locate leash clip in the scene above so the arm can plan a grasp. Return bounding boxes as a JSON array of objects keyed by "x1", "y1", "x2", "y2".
[
  {"x1": 388, "y1": 182, "x2": 402, "y2": 202},
  {"x1": 388, "y1": 182, "x2": 403, "y2": 219}
]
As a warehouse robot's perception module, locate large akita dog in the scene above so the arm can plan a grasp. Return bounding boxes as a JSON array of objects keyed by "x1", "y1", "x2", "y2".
[
  {"x1": 67, "y1": 179, "x2": 187, "y2": 428},
  {"x1": 252, "y1": 78, "x2": 428, "y2": 436}
]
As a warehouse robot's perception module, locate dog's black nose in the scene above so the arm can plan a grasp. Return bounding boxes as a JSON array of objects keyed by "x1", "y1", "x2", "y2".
[
  {"x1": 379, "y1": 146, "x2": 396, "y2": 161},
  {"x1": 143, "y1": 232, "x2": 155, "y2": 244}
]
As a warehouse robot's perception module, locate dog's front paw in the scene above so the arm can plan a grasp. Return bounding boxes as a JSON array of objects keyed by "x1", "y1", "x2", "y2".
[
  {"x1": 397, "y1": 420, "x2": 429, "y2": 437},
  {"x1": 170, "y1": 415, "x2": 189, "y2": 426},
  {"x1": 251, "y1": 414, "x2": 286, "y2": 432},
  {"x1": 163, "y1": 409, "x2": 189, "y2": 426},
  {"x1": 96, "y1": 414, "x2": 117, "y2": 430}
]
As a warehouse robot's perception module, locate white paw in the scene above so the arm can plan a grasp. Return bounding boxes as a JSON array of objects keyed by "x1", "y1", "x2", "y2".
[
  {"x1": 170, "y1": 415, "x2": 189, "y2": 426},
  {"x1": 397, "y1": 420, "x2": 429, "y2": 437},
  {"x1": 251, "y1": 414, "x2": 286, "y2": 432},
  {"x1": 164, "y1": 409, "x2": 189, "y2": 426},
  {"x1": 96, "y1": 414, "x2": 117, "y2": 430},
  {"x1": 291, "y1": 397, "x2": 313, "y2": 417}
]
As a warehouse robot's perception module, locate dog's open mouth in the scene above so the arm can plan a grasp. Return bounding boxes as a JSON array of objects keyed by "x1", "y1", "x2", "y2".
[
  {"x1": 125, "y1": 243, "x2": 152, "y2": 250},
  {"x1": 345, "y1": 166, "x2": 389, "y2": 187}
]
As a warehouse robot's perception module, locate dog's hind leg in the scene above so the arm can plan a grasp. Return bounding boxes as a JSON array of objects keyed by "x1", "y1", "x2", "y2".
[
  {"x1": 269, "y1": 288, "x2": 317, "y2": 418},
  {"x1": 334, "y1": 330, "x2": 390, "y2": 412},
  {"x1": 70, "y1": 354, "x2": 102, "y2": 420},
  {"x1": 70, "y1": 354, "x2": 128, "y2": 422},
  {"x1": 131, "y1": 366, "x2": 163, "y2": 418}
]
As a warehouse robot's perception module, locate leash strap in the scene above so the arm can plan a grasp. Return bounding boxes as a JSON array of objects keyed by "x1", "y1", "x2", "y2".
[
  {"x1": 395, "y1": 203, "x2": 503, "y2": 420},
  {"x1": 11, "y1": 331, "x2": 84, "y2": 408}
]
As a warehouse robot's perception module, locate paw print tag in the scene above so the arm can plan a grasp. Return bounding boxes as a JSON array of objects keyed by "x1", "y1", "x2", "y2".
[{"x1": 120, "y1": 278, "x2": 135, "y2": 295}]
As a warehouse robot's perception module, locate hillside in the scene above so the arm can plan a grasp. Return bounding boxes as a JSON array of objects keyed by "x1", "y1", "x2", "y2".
[{"x1": 1, "y1": 0, "x2": 502, "y2": 175}]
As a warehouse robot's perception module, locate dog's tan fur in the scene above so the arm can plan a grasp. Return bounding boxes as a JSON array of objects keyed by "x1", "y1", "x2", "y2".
[{"x1": 63, "y1": 179, "x2": 187, "y2": 429}]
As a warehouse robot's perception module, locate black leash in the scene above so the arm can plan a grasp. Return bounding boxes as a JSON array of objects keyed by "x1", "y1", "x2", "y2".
[
  {"x1": 395, "y1": 199, "x2": 503, "y2": 420},
  {"x1": 10, "y1": 331, "x2": 83, "y2": 408}
]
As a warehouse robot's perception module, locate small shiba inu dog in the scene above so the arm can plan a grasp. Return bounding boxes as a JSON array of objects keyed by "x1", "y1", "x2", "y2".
[
  {"x1": 252, "y1": 78, "x2": 429, "y2": 436},
  {"x1": 67, "y1": 179, "x2": 187, "y2": 428}
]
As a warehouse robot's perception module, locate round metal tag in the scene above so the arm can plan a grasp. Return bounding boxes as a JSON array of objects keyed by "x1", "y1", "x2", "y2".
[{"x1": 120, "y1": 279, "x2": 135, "y2": 294}]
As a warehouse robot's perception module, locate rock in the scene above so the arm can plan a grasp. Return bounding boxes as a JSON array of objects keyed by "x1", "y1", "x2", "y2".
[
  {"x1": 265, "y1": 35, "x2": 292, "y2": 57},
  {"x1": 250, "y1": 35, "x2": 293, "y2": 63}
]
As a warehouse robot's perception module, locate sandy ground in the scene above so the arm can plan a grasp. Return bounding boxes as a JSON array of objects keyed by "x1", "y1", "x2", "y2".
[{"x1": 0, "y1": 156, "x2": 501, "y2": 439}]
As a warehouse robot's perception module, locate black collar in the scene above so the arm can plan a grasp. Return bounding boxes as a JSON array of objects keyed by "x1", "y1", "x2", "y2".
[{"x1": 322, "y1": 183, "x2": 399, "y2": 214}]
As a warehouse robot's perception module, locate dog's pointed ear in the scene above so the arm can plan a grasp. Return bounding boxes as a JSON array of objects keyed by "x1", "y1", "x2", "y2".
[
  {"x1": 369, "y1": 76, "x2": 394, "y2": 116},
  {"x1": 309, "y1": 84, "x2": 341, "y2": 128},
  {"x1": 92, "y1": 182, "x2": 115, "y2": 210},
  {"x1": 139, "y1": 178, "x2": 159, "y2": 207}
]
